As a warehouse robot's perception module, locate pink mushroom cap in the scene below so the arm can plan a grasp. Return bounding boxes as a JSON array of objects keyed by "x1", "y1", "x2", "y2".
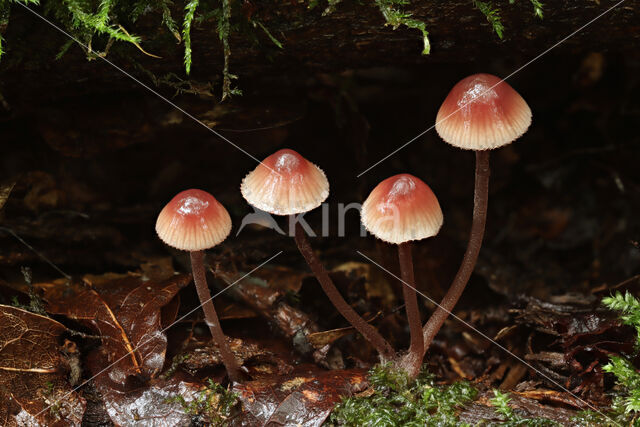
[
  {"x1": 435, "y1": 73, "x2": 532, "y2": 151},
  {"x1": 241, "y1": 148, "x2": 329, "y2": 215},
  {"x1": 156, "y1": 189, "x2": 232, "y2": 251},
  {"x1": 361, "y1": 174, "x2": 443, "y2": 244}
]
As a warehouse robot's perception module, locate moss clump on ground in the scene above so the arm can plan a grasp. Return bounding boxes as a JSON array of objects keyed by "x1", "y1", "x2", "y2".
[
  {"x1": 166, "y1": 378, "x2": 238, "y2": 424},
  {"x1": 327, "y1": 363, "x2": 477, "y2": 426},
  {"x1": 327, "y1": 364, "x2": 574, "y2": 426}
]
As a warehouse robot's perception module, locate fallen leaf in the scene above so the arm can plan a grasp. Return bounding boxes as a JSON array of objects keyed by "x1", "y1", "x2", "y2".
[
  {"x1": 41, "y1": 272, "x2": 191, "y2": 384},
  {"x1": 232, "y1": 365, "x2": 367, "y2": 426},
  {"x1": 87, "y1": 348, "x2": 203, "y2": 427},
  {"x1": 0, "y1": 305, "x2": 86, "y2": 426}
]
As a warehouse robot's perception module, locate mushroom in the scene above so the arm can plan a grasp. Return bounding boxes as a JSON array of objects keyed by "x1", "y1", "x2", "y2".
[
  {"x1": 421, "y1": 73, "x2": 532, "y2": 355},
  {"x1": 361, "y1": 173, "x2": 443, "y2": 378},
  {"x1": 156, "y1": 189, "x2": 241, "y2": 382},
  {"x1": 241, "y1": 148, "x2": 395, "y2": 360}
]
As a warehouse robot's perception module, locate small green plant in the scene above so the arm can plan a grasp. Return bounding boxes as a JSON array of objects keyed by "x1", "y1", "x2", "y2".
[
  {"x1": 603, "y1": 291, "x2": 640, "y2": 346},
  {"x1": 474, "y1": 0, "x2": 544, "y2": 40},
  {"x1": 328, "y1": 363, "x2": 477, "y2": 426},
  {"x1": 602, "y1": 292, "x2": 640, "y2": 413},
  {"x1": 510, "y1": 0, "x2": 543, "y2": 19},
  {"x1": 166, "y1": 378, "x2": 238, "y2": 425},
  {"x1": 573, "y1": 291, "x2": 640, "y2": 425},
  {"x1": 472, "y1": 1, "x2": 504, "y2": 39},
  {"x1": 374, "y1": 0, "x2": 430, "y2": 55},
  {"x1": 490, "y1": 389, "x2": 514, "y2": 419},
  {"x1": 603, "y1": 356, "x2": 640, "y2": 413}
]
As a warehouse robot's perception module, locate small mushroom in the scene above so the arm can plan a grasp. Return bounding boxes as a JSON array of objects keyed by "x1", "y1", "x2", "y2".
[
  {"x1": 422, "y1": 73, "x2": 532, "y2": 355},
  {"x1": 241, "y1": 148, "x2": 395, "y2": 360},
  {"x1": 361, "y1": 173, "x2": 443, "y2": 378},
  {"x1": 155, "y1": 189, "x2": 241, "y2": 382}
]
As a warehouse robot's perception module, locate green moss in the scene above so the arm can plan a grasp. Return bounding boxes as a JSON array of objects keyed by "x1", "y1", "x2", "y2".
[
  {"x1": 473, "y1": 0, "x2": 504, "y2": 39},
  {"x1": 510, "y1": 0, "x2": 543, "y2": 19},
  {"x1": 571, "y1": 292, "x2": 640, "y2": 425},
  {"x1": 374, "y1": 0, "x2": 430, "y2": 55},
  {"x1": 160, "y1": 353, "x2": 191, "y2": 380},
  {"x1": 328, "y1": 363, "x2": 477, "y2": 426},
  {"x1": 579, "y1": 291, "x2": 640, "y2": 424},
  {"x1": 166, "y1": 378, "x2": 238, "y2": 424},
  {"x1": 182, "y1": 0, "x2": 199, "y2": 75},
  {"x1": 328, "y1": 364, "x2": 573, "y2": 426}
]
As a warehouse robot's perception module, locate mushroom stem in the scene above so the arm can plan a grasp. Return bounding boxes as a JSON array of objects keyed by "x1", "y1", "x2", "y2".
[
  {"x1": 190, "y1": 250, "x2": 241, "y2": 382},
  {"x1": 421, "y1": 150, "x2": 490, "y2": 357},
  {"x1": 398, "y1": 241, "x2": 424, "y2": 379},
  {"x1": 293, "y1": 219, "x2": 396, "y2": 360}
]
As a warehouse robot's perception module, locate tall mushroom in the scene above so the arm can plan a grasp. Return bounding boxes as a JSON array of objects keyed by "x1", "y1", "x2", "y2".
[
  {"x1": 241, "y1": 148, "x2": 395, "y2": 360},
  {"x1": 156, "y1": 189, "x2": 241, "y2": 382},
  {"x1": 361, "y1": 173, "x2": 443, "y2": 378},
  {"x1": 421, "y1": 73, "x2": 531, "y2": 356}
]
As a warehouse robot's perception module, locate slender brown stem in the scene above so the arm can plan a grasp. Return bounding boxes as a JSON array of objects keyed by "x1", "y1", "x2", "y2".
[
  {"x1": 421, "y1": 150, "x2": 490, "y2": 358},
  {"x1": 293, "y1": 219, "x2": 396, "y2": 360},
  {"x1": 398, "y1": 241, "x2": 423, "y2": 378},
  {"x1": 190, "y1": 250, "x2": 241, "y2": 382}
]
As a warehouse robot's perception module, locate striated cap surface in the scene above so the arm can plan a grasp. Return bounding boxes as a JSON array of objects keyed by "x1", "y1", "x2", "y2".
[
  {"x1": 436, "y1": 73, "x2": 531, "y2": 150},
  {"x1": 156, "y1": 189, "x2": 232, "y2": 251},
  {"x1": 361, "y1": 174, "x2": 443, "y2": 244},
  {"x1": 241, "y1": 149, "x2": 329, "y2": 215}
]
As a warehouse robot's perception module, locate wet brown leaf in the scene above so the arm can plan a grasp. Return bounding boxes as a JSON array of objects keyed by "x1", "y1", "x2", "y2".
[
  {"x1": 232, "y1": 366, "x2": 367, "y2": 426},
  {"x1": 0, "y1": 305, "x2": 85, "y2": 426},
  {"x1": 41, "y1": 272, "x2": 191, "y2": 384},
  {"x1": 87, "y1": 348, "x2": 202, "y2": 427}
]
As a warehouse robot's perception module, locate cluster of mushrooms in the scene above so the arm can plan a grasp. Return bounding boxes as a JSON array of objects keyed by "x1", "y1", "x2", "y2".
[{"x1": 155, "y1": 73, "x2": 532, "y2": 382}]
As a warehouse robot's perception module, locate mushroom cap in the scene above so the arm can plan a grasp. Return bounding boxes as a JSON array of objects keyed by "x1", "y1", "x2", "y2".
[
  {"x1": 361, "y1": 174, "x2": 443, "y2": 244},
  {"x1": 156, "y1": 189, "x2": 232, "y2": 251},
  {"x1": 435, "y1": 73, "x2": 532, "y2": 151},
  {"x1": 241, "y1": 148, "x2": 329, "y2": 215}
]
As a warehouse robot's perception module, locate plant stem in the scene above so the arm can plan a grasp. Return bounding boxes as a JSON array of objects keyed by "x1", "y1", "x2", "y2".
[
  {"x1": 421, "y1": 150, "x2": 490, "y2": 357},
  {"x1": 190, "y1": 250, "x2": 241, "y2": 382},
  {"x1": 398, "y1": 241, "x2": 423, "y2": 378},
  {"x1": 293, "y1": 219, "x2": 396, "y2": 360}
]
